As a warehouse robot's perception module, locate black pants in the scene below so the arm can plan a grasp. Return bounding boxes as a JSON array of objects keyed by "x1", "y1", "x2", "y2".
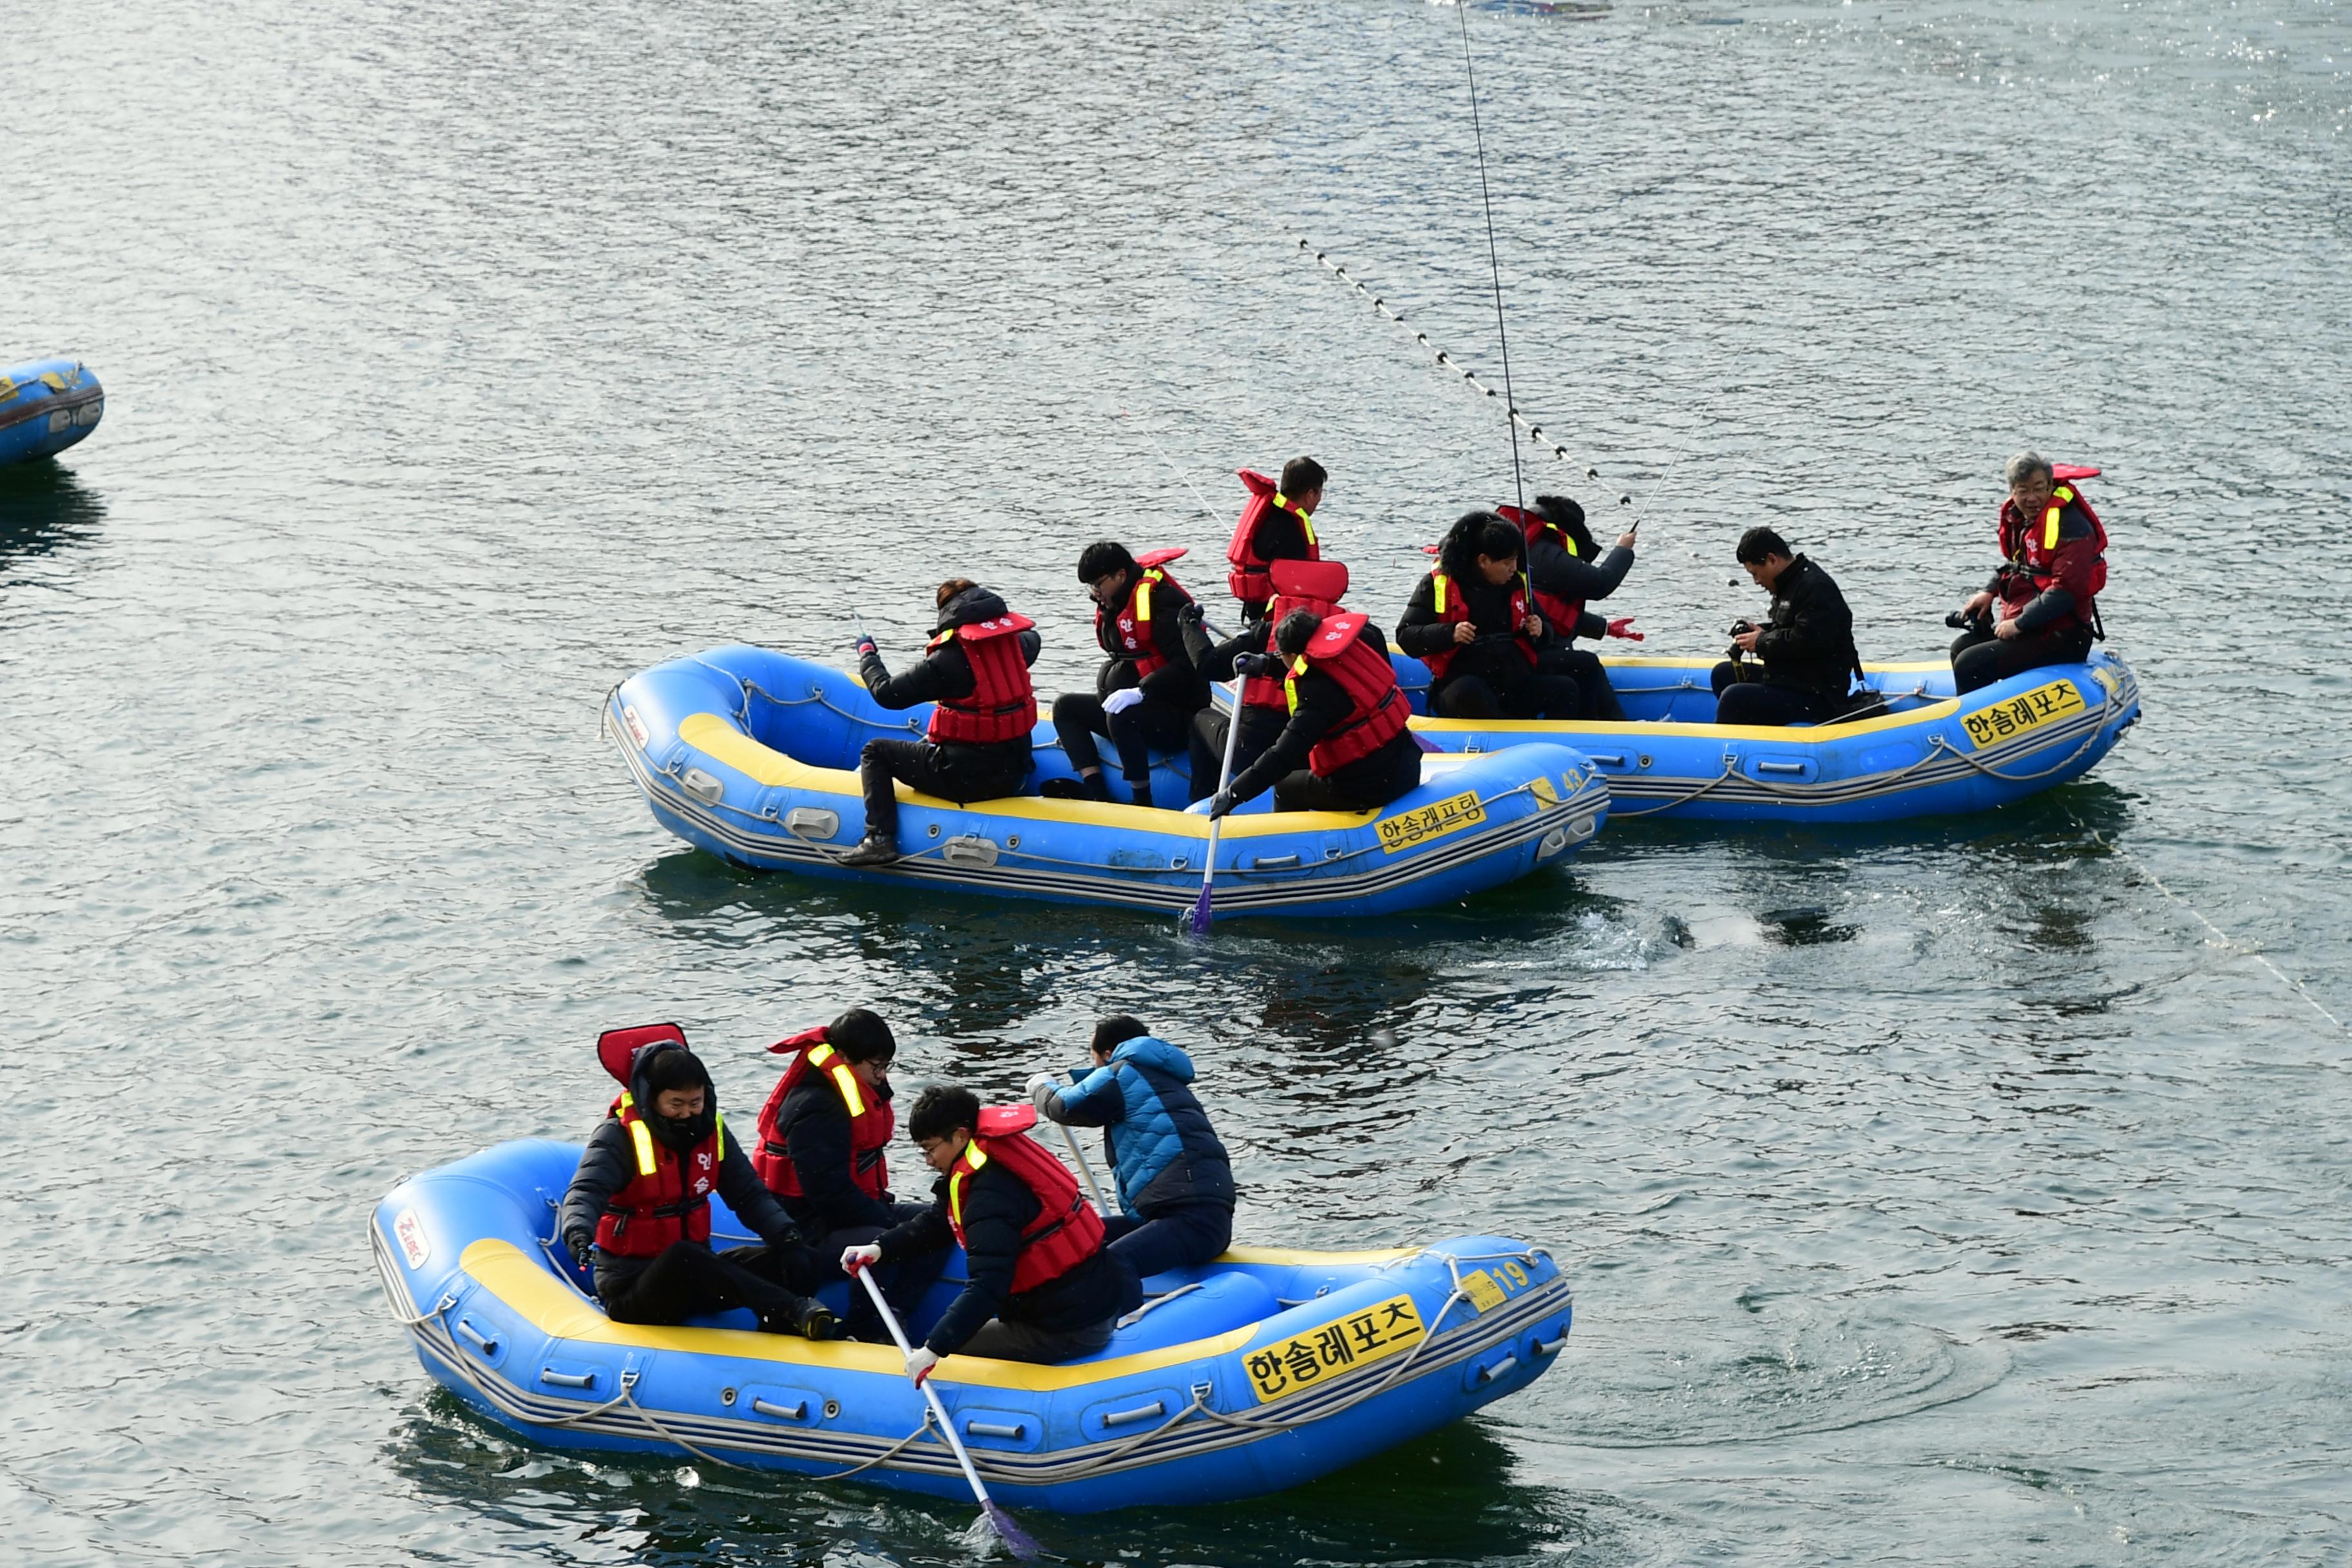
[
  {"x1": 957, "y1": 1313, "x2": 1117, "y2": 1364},
  {"x1": 1050, "y1": 692, "x2": 1195, "y2": 798},
  {"x1": 808, "y1": 1207, "x2": 948, "y2": 1341},
  {"x1": 1189, "y1": 706, "x2": 1285, "y2": 803},
  {"x1": 1537, "y1": 646, "x2": 1626, "y2": 721},
  {"x1": 1948, "y1": 623, "x2": 2093, "y2": 696},
  {"x1": 1709, "y1": 662, "x2": 1844, "y2": 726},
  {"x1": 1271, "y1": 731, "x2": 1424, "y2": 812},
  {"x1": 1432, "y1": 669, "x2": 1583, "y2": 721},
  {"x1": 1102, "y1": 1202, "x2": 1233, "y2": 1280},
  {"x1": 595, "y1": 1241, "x2": 810, "y2": 1328},
  {"x1": 857, "y1": 738, "x2": 1030, "y2": 838}
]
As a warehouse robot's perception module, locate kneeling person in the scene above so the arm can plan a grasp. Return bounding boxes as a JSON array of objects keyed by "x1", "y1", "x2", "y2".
[
  {"x1": 1208, "y1": 609, "x2": 1420, "y2": 817},
  {"x1": 846, "y1": 1086, "x2": 1137, "y2": 1373},
  {"x1": 1028, "y1": 1015, "x2": 1235, "y2": 1279},
  {"x1": 559, "y1": 1026, "x2": 836, "y2": 1338}
]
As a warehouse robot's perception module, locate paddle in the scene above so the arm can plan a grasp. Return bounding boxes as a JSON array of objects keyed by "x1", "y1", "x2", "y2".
[
  {"x1": 1188, "y1": 673, "x2": 1250, "y2": 935},
  {"x1": 1055, "y1": 1119, "x2": 1111, "y2": 1215},
  {"x1": 852, "y1": 1266, "x2": 1041, "y2": 1560}
]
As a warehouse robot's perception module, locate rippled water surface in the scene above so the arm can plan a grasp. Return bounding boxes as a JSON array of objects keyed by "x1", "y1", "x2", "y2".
[{"x1": 6, "y1": 1, "x2": 2349, "y2": 1563}]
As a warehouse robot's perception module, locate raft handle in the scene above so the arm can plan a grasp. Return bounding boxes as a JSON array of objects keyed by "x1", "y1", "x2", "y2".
[
  {"x1": 1585, "y1": 753, "x2": 1627, "y2": 767},
  {"x1": 680, "y1": 768, "x2": 725, "y2": 804},
  {"x1": 1754, "y1": 761, "x2": 1807, "y2": 777},
  {"x1": 453, "y1": 1319, "x2": 500, "y2": 1357},
  {"x1": 1243, "y1": 853, "x2": 1300, "y2": 872},
  {"x1": 1534, "y1": 1333, "x2": 1568, "y2": 1357},
  {"x1": 965, "y1": 1420, "x2": 1026, "y2": 1440},
  {"x1": 752, "y1": 1396, "x2": 808, "y2": 1421},
  {"x1": 1100, "y1": 1400, "x2": 1167, "y2": 1429},
  {"x1": 539, "y1": 1367, "x2": 598, "y2": 1390},
  {"x1": 1475, "y1": 1355, "x2": 1520, "y2": 1386}
]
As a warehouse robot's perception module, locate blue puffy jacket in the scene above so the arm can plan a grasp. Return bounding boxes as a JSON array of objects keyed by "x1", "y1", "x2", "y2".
[{"x1": 1039, "y1": 1036, "x2": 1235, "y2": 1218}]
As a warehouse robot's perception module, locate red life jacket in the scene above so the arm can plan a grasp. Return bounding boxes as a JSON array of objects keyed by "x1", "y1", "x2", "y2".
[
  {"x1": 947, "y1": 1106, "x2": 1103, "y2": 1295},
  {"x1": 593, "y1": 1092, "x2": 725, "y2": 1257},
  {"x1": 1094, "y1": 547, "x2": 1191, "y2": 681},
  {"x1": 1242, "y1": 558, "x2": 1351, "y2": 711},
  {"x1": 1284, "y1": 612, "x2": 1411, "y2": 774},
  {"x1": 925, "y1": 611, "x2": 1038, "y2": 745},
  {"x1": 1226, "y1": 469, "x2": 1322, "y2": 605},
  {"x1": 1996, "y1": 482, "x2": 2108, "y2": 630},
  {"x1": 1417, "y1": 569, "x2": 1538, "y2": 681},
  {"x1": 1501, "y1": 504, "x2": 1585, "y2": 634},
  {"x1": 754, "y1": 1026, "x2": 894, "y2": 1205}
]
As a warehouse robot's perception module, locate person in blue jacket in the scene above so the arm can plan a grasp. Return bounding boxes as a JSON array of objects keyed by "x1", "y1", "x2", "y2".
[{"x1": 1026, "y1": 1015, "x2": 1237, "y2": 1279}]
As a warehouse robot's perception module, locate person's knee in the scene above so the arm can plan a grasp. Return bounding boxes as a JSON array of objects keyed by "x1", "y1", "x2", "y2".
[
  {"x1": 1050, "y1": 692, "x2": 1095, "y2": 729},
  {"x1": 1710, "y1": 660, "x2": 1739, "y2": 697}
]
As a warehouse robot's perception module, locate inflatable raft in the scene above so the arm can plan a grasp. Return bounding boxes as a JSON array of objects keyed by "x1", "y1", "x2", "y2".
[
  {"x1": 0, "y1": 358, "x2": 104, "y2": 467},
  {"x1": 1395, "y1": 650, "x2": 2141, "y2": 822},
  {"x1": 373, "y1": 1138, "x2": 1571, "y2": 1513},
  {"x1": 606, "y1": 645, "x2": 1608, "y2": 918}
]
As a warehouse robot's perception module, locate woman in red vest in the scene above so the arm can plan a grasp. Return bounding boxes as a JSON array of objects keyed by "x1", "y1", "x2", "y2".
[
  {"x1": 1046, "y1": 541, "x2": 1211, "y2": 810},
  {"x1": 842, "y1": 579, "x2": 1042, "y2": 867},
  {"x1": 843, "y1": 1086, "x2": 1137, "y2": 1377},
  {"x1": 1206, "y1": 608, "x2": 1422, "y2": 817},
  {"x1": 556, "y1": 1030, "x2": 837, "y2": 1337},
  {"x1": 1948, "y1": 451, "x2": 2108, "y2": 694}
]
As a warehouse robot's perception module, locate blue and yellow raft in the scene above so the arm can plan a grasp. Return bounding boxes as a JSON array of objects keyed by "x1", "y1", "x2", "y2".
[
  {"x1": 0, "y1": 358, "x2": 104, "y2": 468},
  {"x1": 373, "y1": 1139, "x2": 1571, "y2": 1513},
  {"x1": 607, "y1": 645, "x2": 1608, "y2": 917},
  {"x1": 1396, "y1": 650, "x2": 2141, "y2": 822}
]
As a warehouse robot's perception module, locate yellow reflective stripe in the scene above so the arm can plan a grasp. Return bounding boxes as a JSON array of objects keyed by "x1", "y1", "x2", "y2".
[
  {"x1": 2043, "y1": 504, "x2": 2062, "y2": 551},
  {"x1": 949, "y1": 1170, "x2": 966, "y2": 1229},
  {"x1": 627, "y1": 1117, "x2": 657, "y2": 1177},
  {"x1": 1271, "y1": 491, "x2": 1317, "y2": 548},
  {"x1": 1285, "y1": 654, "x2": 1308, "y2": 714},
  {"x1": 714, "y1": 1110, "x2": 725, "y2": 1162},
  {"x1": 810, "y1": 1042, "x2": 837, "y2": 1066},
  {"x1": 966, "y1": 1141, "x2": 990, "y2": 1170},
  {"x1": 1302, "y1": 515, "x2": 1317, "y2": 549},
  {"x1": 1563, "y1": 531, "x2": 1580, "y2": 558},
  {"x1": 828, "y1": 1063, "x2": 867, "y2": 1117},
  {"x1": 1432, "y1": 573, "x2": 1450, "y2": 616},
  {"x1": 1137, "y1": 571, "x2": 1158, "y2": 623}
]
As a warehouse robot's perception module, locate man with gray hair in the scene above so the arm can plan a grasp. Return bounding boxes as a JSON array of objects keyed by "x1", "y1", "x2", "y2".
[{"x1": 1947, "y1": 451, "x2": 2108, "y2": 694}]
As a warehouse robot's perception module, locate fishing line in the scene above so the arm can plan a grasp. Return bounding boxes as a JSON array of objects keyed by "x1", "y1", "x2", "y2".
[
  {"x1": 1455, "y1": 0, "x2": 1525, "y2": 511},
  {"x1": 1120, "y1": 410, "x2": 1227, "y2": 529}
]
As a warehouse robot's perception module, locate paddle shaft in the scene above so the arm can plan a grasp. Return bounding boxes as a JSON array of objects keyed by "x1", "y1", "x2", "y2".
[
  {"x1": 853, "y1": 1268, "x2": 1004, "y2": 1515},
  {"x1": 1057, "y1": 1121, "x2": 1111, "y2": 1215},
  {"x1": 1193, "y1": 675, "x2": 1250, "y2": 928}
]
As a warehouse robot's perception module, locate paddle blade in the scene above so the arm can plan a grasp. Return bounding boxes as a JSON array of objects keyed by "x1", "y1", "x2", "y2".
[
  {"x1": 985, "y1": 1502, "x2": 1042, "y2": 1560},
  {"x1": 1187, "y1": 880, "x2": 1214, "y2": 936}
]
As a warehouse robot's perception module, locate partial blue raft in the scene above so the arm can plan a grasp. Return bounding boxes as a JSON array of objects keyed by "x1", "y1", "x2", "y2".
[
  {"x1": 607, "y1": 644, "x2": 1608, "y2": 918},
  {"x1": 1395, "y1": 651, "x2": 2141, "y2": 822},
  {"x1": 0, "y1": 358, "x2": 104, "y2": 467},
  {"x1": 373, "y1": 1139, "x2": 1571, "y2": 1514}
]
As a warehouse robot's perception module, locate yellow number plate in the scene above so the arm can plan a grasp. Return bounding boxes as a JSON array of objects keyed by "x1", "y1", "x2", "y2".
[
  {"x1": 1462, "y1": 1269, "x2": 1507, "y2": 1312},
  {"x1": 1375, "y1": 790, "x2": 1485, "y2": 855},
  {"x1": 1244, "y1": 1293, "x2": 1427, "y2": 1404},
  {"x1": 1961, "y1": 678, "x2": 2086, "y2": 750}
]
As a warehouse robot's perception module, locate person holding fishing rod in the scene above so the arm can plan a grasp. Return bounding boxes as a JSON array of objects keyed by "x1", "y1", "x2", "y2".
[
  {"x1": 1175, "y1": 557, "x2": 1354, "y2": 803},
  {"x1": 1501, "y1": 494, "x2": 1643, "y2": 722},
  {"x1": 1226, "y1": 456, "x2": 1328, "y2": 618},
  {"x1": 1396, "y1": 512, "x2": 1585, "y2": 720},
  {"x1": 843, "y1": 1086, "x2": 1139, "y2": 1371},
  {"x1": 1023, "y1": 1015, "x2": 1236, "y2": 1279},
  {"x1": 1046, "y1": 542, "x2": 1210, "y2": 810},
  {"x1": 840, "y1": 579, "x2": 1041, "y2": 868},
  {"x1": 1205, "y1": 606, "x2": 1419, "y2": 818}
]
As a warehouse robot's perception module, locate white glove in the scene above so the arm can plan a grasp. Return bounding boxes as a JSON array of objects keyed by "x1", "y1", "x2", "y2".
[
  {"x1": 1024, "y1": 1071, "x2": 1060, "y2": 1109},
  {"x1": 905, "y1": 1346, "x2": 940, "y2": 1386},
  {"x1": 1102, "y1": 687, "x2": 1145, "y2": 715},
  {"x1": 840, "y1": 1242, "x2": 883, "y2": 1275}
]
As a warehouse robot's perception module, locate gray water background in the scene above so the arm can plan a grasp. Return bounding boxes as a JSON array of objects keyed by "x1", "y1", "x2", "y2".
[{"x1": 5, "y1": 1, "x2": 2349, "y2": 1563}]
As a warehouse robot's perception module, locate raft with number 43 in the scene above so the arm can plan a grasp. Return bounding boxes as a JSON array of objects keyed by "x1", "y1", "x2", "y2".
[
  {"x1": 605, "y1": 643, "x2": 1608, "y2": 918},
  {"x1": 1395, "y1": 650, "x2": 2141, "y2": 822},
  {"x1": 372, "y1": 1135, "x2": 1573, "y2": 1513}
]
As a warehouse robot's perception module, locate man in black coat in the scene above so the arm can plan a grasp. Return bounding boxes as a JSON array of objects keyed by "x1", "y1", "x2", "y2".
[
  {"x1": 1712, "y1": 527, "x2": 1864, "y2": 725},
  {"x1": 844, "y1": 1087, "x2": 1137, "y2": 1373},
  {"x1": 1522, "y1": 494, "x2": 1640, "y2": 721},
  {"x1": 1209, "y1": 611, "x2": 1422, "y2": 816},
  {"x1": 557, "y1": 1041, "x2": 836, "y2": 1337},
  {"x1": 1048, "y1": 542, "x2": 1211, "y2": 810},
  {"x1": 1395, "y1": 513, "x2": 1582, "y2": 720}
]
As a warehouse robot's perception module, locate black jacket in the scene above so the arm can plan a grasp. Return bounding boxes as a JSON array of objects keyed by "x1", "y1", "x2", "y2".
[
  {"x1": 1096, "y1": 574, "x2": 1210, "y2": 709},
  {"x1": 770, "y1": 1073, "x2": 897, "y2": 1235},
  {"x1": 1525, "y1": 535, "x2": 1634, "y2": 643},
  {"x1": 1396, "y1": 572, "x2": 1535, "y2": 688},
  {"x1": 859, "y1": 585, "x2": 1042, "y2": 723},
  {"x1": 1224, "y1": 623, "x2": 1415, "y2": 803},
  {"x1": 559, "y1": 1115, "x2": 801, "y2": 1298},
  {"x1": 877, "y1": 1161, "x2": 1139, "y2": 1356},
  {"x1": 1749, "y1": 554, "x2": 1861, "y2": 698}
]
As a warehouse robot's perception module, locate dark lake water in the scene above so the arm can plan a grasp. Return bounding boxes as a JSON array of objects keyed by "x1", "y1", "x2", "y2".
[{"x1": 5, "y1": 1, "x2": 2348, "y2": 1563}]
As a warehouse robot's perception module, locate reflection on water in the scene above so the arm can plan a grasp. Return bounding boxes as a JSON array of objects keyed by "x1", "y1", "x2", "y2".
[{"x1": 0, "y1": 460, "x2": 105, "y2": 574}]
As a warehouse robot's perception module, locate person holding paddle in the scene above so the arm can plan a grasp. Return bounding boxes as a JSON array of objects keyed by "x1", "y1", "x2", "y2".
[{"x1": 1206, "y1": 607, "x2": 1420, "y2": 818}]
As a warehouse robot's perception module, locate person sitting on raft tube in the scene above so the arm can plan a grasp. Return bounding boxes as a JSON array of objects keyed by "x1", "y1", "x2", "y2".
[
  {"x1": 1176, "y1": 557, "x2": 1352, "y2": 805},
  {"x1": 1026, "y1": 1015, "x2": 1236, "y2": 1280},
  {"x1": 1501, "y1": 493, "x2": 1642, "y2": 723},
  {"x1": 1207, "y1": 607, "x2": 1420, "y2": 817},
  {"x1": 559, "y1": 1026, "x2": 838, "y2": 1338},
  {"x1": 1225, "y1": 456, "x2": 1327, "y2": 619},
  {"x1": 844, "y1": 1086, "x2": 1139, "y2": 1375},
  {"x1": 841, "y1": 579, "x2": 1041, "y2": 868},
  {"x1": 1048, "y1": 542, "x2": 1211, "y2": 810},
  {"x1": 1713, "y1": 527, "x2": 1865, "y2": 726},
  {"x1": 754, "y1": 1008, "x2": 948, "y2": 1343},
  {"x1": 1395, "y1": 511, "x2": 1584, "y2": 720},
  {"x1": 1946, "y1": 449, "x2": 2108, "y2": 695}
]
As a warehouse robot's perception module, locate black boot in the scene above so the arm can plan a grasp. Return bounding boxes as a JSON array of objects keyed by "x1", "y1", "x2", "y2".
[
  {"x1": 759, "y1": 1298, "x2": 840, "y2": 1340},
  {"x1": 839, "y1": 833, "x2": 900, "y2": 868},
  {"x1": 1079, "y1": 771, "x2": 1112, "y2": 802},
  {"x1": 1125, "y1": 776, "x2": 1155, "y2": 811}
]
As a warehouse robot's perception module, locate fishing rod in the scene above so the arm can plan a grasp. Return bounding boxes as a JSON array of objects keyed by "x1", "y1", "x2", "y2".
[
  {"x1": 1119, "y1": 410, "x2": 1228, "y2": 531},
  {"x1": 1455, "y1": 0, "x2": 1524, "y2": 513}
]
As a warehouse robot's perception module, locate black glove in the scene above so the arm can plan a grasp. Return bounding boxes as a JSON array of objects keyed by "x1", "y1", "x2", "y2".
[
  {"x1": 1175, "y1": 600, "x2": 1204, "y2": 629},
  {"x1": 565, "y1": 1231, "x2": 593, "y2": 1271},
  {"x1": 1232, "y1": 652, "x2": 1283, "y2": 678},
  {"x1": 1209, "y1": 789, "x2": 1240, "y2": 819}
]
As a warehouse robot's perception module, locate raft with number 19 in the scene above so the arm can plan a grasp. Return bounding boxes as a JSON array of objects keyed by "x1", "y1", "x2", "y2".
[
  {"x1": 371, "y1": 1131, "x2": 1573, "y2": 1513},
  {"x1": 606, "y1": 643, "x2": 1609, "y2": 918}
]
